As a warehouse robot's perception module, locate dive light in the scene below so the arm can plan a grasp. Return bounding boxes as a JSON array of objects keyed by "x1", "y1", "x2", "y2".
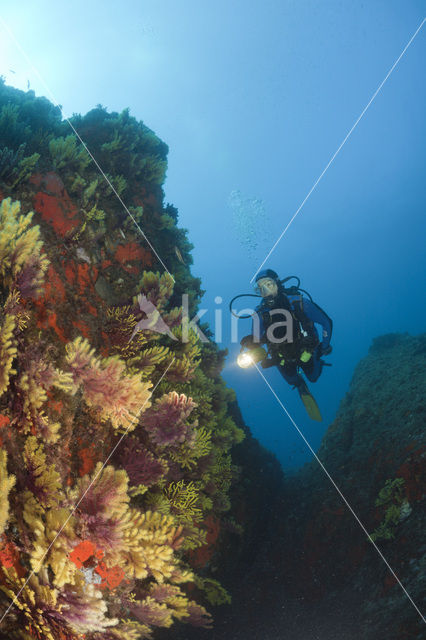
[{"x1": 237, "y1": 346, "x2": 267, "y2": 369}]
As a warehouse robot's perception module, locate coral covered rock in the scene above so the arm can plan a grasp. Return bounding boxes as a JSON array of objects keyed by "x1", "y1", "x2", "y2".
[{"x1": 0, "y1": 79, "x2": 243, "y2": 638}]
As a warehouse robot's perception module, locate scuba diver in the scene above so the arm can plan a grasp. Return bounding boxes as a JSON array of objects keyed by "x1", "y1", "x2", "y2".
[{"x1": 233, "y1": 269, "x2": 333, "y2": 421}]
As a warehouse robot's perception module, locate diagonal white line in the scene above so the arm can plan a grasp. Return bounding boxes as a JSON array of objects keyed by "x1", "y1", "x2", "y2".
[
  {"x1": 250, "y1": 17, "x2": 426, "y2": 283},
  {"x1": 254, "y1": 362, "x2": 426, "y2": 625},
  {"x1": 0, "y1": 15, "x2": 174, "y2": 281},
  {"x1": 0, "y1": 358, "x2": 174, "y2": 625}
]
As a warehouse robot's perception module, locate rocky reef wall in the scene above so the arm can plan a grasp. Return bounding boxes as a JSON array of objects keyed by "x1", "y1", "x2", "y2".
[
  {"x1": 0, "y1": 80, "x2": 284, "y2": 639},
  {"x1": 191, "y1": 333, "x2": 426, "y2": 640},
  {"x1": 285, "y1": 332, "x2": 426, "y2": 638}
]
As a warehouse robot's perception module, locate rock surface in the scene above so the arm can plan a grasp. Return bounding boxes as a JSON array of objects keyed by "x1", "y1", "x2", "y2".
[{"x1": 165, "y1": 333, "x2": 426, "y2": 640}]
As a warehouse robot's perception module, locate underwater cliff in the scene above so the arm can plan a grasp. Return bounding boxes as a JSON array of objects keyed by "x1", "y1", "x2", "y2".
[
  {"x1": 277, "y1": 332, "x2": 426, "y2": 639},
  {"x1": 171, "y1": 332, "x2": 425, "y2": 640},
  {"x1": 0, "y1": 80, "x2": 285, "y2": 639}
]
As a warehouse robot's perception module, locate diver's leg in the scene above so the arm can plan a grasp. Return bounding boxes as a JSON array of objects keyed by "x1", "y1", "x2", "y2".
[
  {"x1": 278, "y1": 362, "x2": 304, "y2": 387},
  {"x1": 302, "y1": 348, "x2": 323, "y2": 383}
]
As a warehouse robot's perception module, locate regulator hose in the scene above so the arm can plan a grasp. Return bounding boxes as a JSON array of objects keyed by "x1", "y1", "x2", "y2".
[
  {"x1": 230, "y1": 276, "x2": 313, "y2": 319},
  {"x1": 229, "y1": 294, "x2": 261, "y2": 319},
  {"x1": 280, "y1": 275, "x2": 300, "y2": 288}
]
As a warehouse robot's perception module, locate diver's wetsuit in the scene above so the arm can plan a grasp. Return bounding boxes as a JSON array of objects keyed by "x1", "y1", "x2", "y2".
[{"x1": 252, "y1": 293, "x2": 332, "y2": 388}]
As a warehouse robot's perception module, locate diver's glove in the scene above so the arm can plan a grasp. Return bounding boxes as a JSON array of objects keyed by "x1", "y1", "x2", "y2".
[
  {"x1": 261, "y1": 357, "x2": 275, "y2": 369},
  {"x1": 240, "y1": 335, "x2": 255, "y2": 348}
]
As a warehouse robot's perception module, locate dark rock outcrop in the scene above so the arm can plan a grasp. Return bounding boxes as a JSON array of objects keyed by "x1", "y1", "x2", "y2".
[
  {"x1": 171, "y1": 333, "x2": 425, "y2": 639},
  {"x1": 278, "y1": 332, "x2": 426, "y2": 639}
]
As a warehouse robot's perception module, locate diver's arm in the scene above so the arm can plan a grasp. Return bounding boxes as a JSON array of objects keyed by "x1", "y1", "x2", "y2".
[
  {"x1": 240, "y1": 307, "x2": 273, "y2": 367},
  {"x1": 251, "y1": 305, "x2": 266, "y2": 344},
  {"x1": 260, "y1": 355, "x2": 277, "y2": 369},
  {"x1": 240, "y1": 335, "x2": 256, "y2": 348},
  {"x1": 240, "y1": 334, "x2": 274, "y2": 368},
  {"x1": 302, "y1": 298, "x2": 332, "y2": 352}
]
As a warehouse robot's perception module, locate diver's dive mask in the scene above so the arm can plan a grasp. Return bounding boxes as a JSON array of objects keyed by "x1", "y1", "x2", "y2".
[{"x1": 254, "y1": 277, "x2": 278, "y2": 298}]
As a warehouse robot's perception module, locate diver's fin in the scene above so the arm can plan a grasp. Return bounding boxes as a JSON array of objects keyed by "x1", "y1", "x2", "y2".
[{"x1": 299, "y1": 387, "x2": 322, "y2": 421}]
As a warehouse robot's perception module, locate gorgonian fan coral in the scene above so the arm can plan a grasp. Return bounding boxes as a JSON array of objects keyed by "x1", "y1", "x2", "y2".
[
  {"x1": 117, "y1": 438, "x2": 168, "y2": 490},
  {"x1": 142, "y1": 391, "x2": 197, "y2": 447},
  {"x1": 0, "y1": 198, "x2": 48, "y2": 401},
  {"x1": 1, "y1": 567, "x2": 117, "y2": 639},
  {"x1": 0, "y1": 197, "x2": 49, "y2": 297},
  {"x1": 65, "y1": 337, "x2": 152, "y2": 431},
  {"x1": 0, "y1": 450, "x2": 15, "y2": 536},
  {"x1": 0, "y1": 314, "x2": 17, "y2": 398}
]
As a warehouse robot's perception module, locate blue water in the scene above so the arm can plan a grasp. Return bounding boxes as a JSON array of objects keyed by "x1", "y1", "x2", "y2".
[{"x1": 2, "y1": 0, "x2": 425, "y2": 469}]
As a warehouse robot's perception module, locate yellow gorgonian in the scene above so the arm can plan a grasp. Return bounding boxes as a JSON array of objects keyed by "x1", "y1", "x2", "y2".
[
  {"x1": 0, "y1": 449, "x2": 15, "y2": 535},
  {"x1": 0, "y1": 197, "x2": 49, "y2": 294},
  {"x1": 0, "y1": 313, "x2": 17, "y2": 397}
]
